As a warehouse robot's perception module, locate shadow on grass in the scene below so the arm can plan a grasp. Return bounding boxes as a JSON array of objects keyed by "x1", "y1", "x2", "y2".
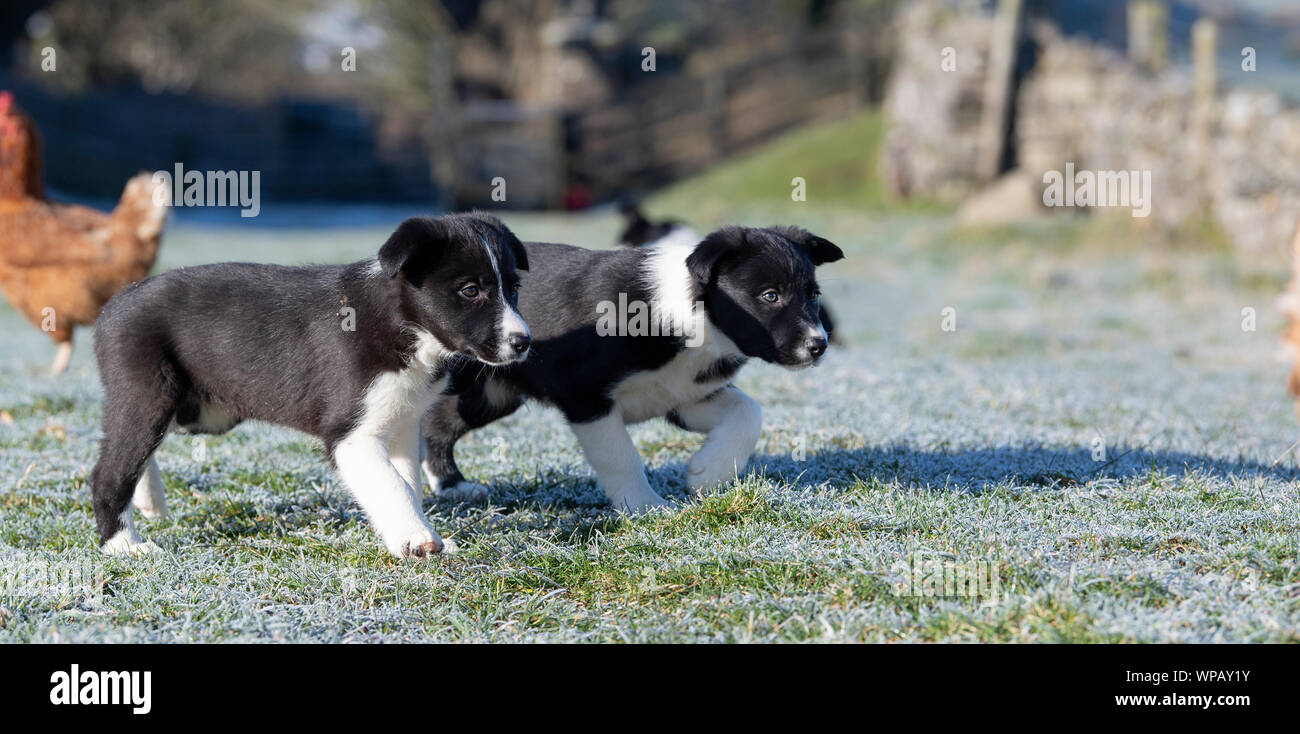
[
  {"x1": 163, "y1": 442, "x2": 1297, "y2": 549},
  {"x1": 743, "y1": 443, "x2": 1300, "y2": 493},
  {"x1": 435, "y1": 442, "x2": 1299, "y2": 528}
]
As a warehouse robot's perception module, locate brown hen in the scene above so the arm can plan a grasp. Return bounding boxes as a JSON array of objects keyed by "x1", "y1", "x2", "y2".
[
  {"x1": 0, "y1": 92, "x2": 43, "y2": 200},
  {"x1": 0, "y1": 94, "x2": 167, "y2": 374}
]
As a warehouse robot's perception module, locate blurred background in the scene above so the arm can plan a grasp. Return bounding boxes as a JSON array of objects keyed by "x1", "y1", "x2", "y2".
[
  {"x1": 0, "y1": 0, "x2": 901, "y2": 217},
  {"x1": 0, "y1": 0, "x2": 1295, "y2": 236}
]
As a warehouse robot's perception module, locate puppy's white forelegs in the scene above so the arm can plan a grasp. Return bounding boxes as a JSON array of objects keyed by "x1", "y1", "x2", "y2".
[
  {"x1": 570, "y1": 413, "x2": 670, "y2": 512},
  {"x1": 673, "y1": 385, "x2": 762, "y2": 495},
  {"x1": 334, "y1": 432, "x2": 446, "y2": 559},
  {"x1": 390, "y1": 421, "x2": 422, "y2": 494},
  {"x1": 100, "y1": 508, "x2": 163, "y2": 556}
]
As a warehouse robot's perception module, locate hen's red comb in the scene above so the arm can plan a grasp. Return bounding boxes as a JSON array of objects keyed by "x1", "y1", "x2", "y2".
[{"x1": 0, "y1": 91, "x2": 12, "y2": 112}]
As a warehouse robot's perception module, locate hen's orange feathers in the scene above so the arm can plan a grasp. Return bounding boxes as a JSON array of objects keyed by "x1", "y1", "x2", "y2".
[{"x1": 0, "y1": 95, "x2": 167, "y2": 373}]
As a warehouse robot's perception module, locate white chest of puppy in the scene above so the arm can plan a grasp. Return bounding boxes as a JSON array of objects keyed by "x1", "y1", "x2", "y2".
[
  {"x1": 351, "y1": 330, "x2": 448, "y2": 440},
  {"x1": 611, "y1": 227, "x2": 744, "y2": 424},
  {"x1": 610, "y1": 331, "x2": 742, "y2": 424}
]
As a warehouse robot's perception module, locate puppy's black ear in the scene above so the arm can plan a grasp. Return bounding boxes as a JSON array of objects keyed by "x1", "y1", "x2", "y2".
[
  {"x1": 379, "y1": 216, "x2": 445, "y2": 279},
  {"x1": 776, "y1": 226, "x2": 844, "y2": 265},
  {"x1": 686, "y1": 227, "x2": 746, "y2": 286},
  {"x1": 507, "y1": 232, "x2": 529, "y2": 271}
]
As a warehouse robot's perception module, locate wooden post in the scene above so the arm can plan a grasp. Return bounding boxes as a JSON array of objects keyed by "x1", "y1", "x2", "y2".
[
  {"x1": 1128, "y1": 2, "x2": 1148, "y2": 70},
  {"x1": 1193, "y1": 18, "x2": 1217, "y2": 122},
  {"x1": 1128, "y1": 1, "x2": 1169, "y2": 73},
  {"x1": 845, "y1": 29, "x2": 864, "y2": 116},
  {"x1": 634, "y1": 95, "x2": 652, "y2": 187},
  {"x1": 704, "y1": 70, "x2": 728, "y2": 162},
  {"x1": 427, "y1": 37, "x2": 460, "y2": 208},
  {"x1": 1192, "y1": 18, "x2": 1217, "y2": 212},
  {"x1": 1149, "y1": 2, "x2": 1169, "y2": 72},
  {"x1": 976, "y1": 0, "x2": 1024, "y2": 182}
]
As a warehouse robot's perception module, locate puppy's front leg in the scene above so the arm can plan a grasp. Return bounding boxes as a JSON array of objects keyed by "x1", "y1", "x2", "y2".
[
  {"x1": 570, "y1": 413, "x2": 670, "y2": 512},
  {"x1": 334, "y1": 433, "x2": 445, "y2": 559},
  {"x1": 389, "y1": 420, "x2": 422, "y2": 495},
  {"x1": 671, "y1": 385, "x2": 762, "y2": 495}
]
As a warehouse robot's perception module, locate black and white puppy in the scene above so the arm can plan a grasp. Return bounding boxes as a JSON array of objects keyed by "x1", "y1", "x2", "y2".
[
  {"x1": 421, "y1": 225, "x2": 842, "y2": 510},
  {"x1": 618, "y1": 202, "x2": 839, "y2": 343},
  {"x1": 90, "y1": 212, "x2": 530, "y2": 559}
]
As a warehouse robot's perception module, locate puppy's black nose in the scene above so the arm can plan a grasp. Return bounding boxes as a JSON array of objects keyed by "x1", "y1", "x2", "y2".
[
  {"x1": 806, "y1": 336, "x2": 828, "y2": 359},
  {"x1": 508, "y1": 333, "x2": 531, "y2": 355}
]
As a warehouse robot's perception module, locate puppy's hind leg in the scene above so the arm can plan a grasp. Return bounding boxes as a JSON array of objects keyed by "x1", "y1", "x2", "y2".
[
  {"x1": 93, "y1": 390, "x2": 176, "y2": 556},
  {"x1": 420, "y1": 377, "x2": 521, "y2": 503},
  {"x1": 131, "y1": 454, "x2": 168, "y2": 520},
  {"x1": 670, "y1": 385, "x2": 762, "y2": 496}
]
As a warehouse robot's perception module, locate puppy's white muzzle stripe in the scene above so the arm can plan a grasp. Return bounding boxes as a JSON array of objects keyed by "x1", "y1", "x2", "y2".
[
  {"x1": 480, "y1": 236, "x2": 530, "y2": 363},
  {"x1": 501, "y1": 305, "x2": 529, "y2": 346}
]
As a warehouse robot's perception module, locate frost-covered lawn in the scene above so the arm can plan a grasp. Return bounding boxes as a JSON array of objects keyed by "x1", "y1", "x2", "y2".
[{"x1": 0, "y1": 208, "x2": 1296, "y2": 642}]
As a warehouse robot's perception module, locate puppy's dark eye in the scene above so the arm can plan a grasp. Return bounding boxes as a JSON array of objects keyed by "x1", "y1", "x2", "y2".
[
  {"x1": 759, "y1": 289, "x2": 780, "y2": 304},
  {"x1": 459, "y1": 284, "x2": 480, "y2": 299}
]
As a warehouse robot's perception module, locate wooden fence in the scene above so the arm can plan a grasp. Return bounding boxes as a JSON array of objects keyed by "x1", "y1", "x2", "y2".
[{"x1": 453, "y1": 23, "x2": 884, "y2": 207}]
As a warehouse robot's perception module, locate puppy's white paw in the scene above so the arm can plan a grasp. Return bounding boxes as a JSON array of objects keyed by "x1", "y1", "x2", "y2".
[
  {"x1": 387, "y1": 526, "x2": 448, "y2": 560},
  {"x1": 613, "y1": 488, "x2": 673, "y2": 514},
  {"x1": 424, "y1": 464, "x2": 490, "y2": 503},
  {"x1": 434, "y1": 480, "x2": 490, "y2": 503},
  {"x1": 101, "y1": 535, "x2": 163, "y2": 557},
  {"x1": 687, "y1": 459, "x2": 740, "y2": 496}
]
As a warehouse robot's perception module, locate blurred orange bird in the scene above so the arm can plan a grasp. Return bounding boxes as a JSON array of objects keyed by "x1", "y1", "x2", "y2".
[{"x1": 0, "y1": 92, "x2": 168, "y2": 374}]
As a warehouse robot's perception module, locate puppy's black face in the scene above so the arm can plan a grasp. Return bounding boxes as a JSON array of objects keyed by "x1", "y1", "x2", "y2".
[
  {"x1": 378, "y1": 212, "x2": 531, "y2": 366},
  {"x1": 687, "y1": 226, "x2": 843, "y2": 368}
]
